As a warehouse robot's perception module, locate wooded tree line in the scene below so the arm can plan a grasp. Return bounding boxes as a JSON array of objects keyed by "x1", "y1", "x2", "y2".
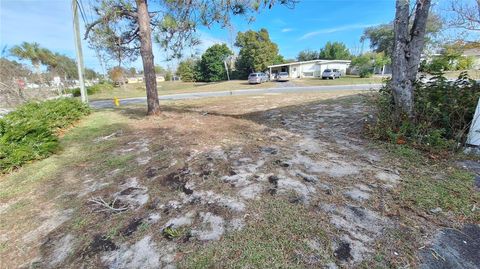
[
  {"x1": 176, "y1": 28, "x2": 284, "y2": 82},
  {"x1": 296, "y1": 42, "x2": 352, "y2": 61}
]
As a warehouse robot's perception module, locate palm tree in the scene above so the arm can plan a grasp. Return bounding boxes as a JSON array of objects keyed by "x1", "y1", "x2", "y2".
[
  {"x1": 10, "y1": 42, "x2": 44, "y2": 74},
  {"x1": 10, "y1": 42, "x2": 56, "y2": 84}
]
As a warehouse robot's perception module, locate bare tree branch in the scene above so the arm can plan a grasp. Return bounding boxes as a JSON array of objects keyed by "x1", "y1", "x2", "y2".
[
  {"x1": 447, "y1": 0, "x2": 480, "y2": 31},
  {"x1": 88, "y1": 196, "x2": 128, "y2": 212}
]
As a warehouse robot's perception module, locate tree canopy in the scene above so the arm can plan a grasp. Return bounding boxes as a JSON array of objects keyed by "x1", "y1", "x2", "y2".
[
  {"x1": 10, "y1": 42, "x2": 50, "y2": 72},
  {"x1": 9, "y1": 42, "x2": 98, "y2": 81},
  {"x1": 361, "y1": 13, "x2": 442, "y2": 56},
  {"x1": 318, "y1": 42, "x2": 351, "y2": 60},
  {"x1": 296, "y1": 49, "x2": 318, "y2": 61},
  {"x1": 296, "y1": 42, "x2": 351, "y2": 62},
  {"x1": 235, "y1": 28, "x2": 282, "y2": 78},
  {"x1": 177, "y1": 58, "x2": 200, "y2": 82},
  {"x1": 351, "y1": 52, "x2": 390, "y2": 77},
  {"x1": 199, "y1": 44, "x2": 232, "y2": 82}
]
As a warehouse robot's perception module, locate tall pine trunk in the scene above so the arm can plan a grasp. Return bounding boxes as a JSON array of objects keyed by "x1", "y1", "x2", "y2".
[
  {"x1": 136, "y1": 0, "x2": 160, "y2": 115},
  {"x1": 391, "y1": 0, "x2": 431, "y2": 117}
]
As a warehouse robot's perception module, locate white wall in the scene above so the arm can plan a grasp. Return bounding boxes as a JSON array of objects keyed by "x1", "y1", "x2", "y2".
[
  {"x1": 298, "y1": 63, "x2": 317, "y2": 78},
  {"x1": 473, "y1": 56, "x2": 480, "y2": 70},
  {"x1": 320, "y1": 63, "x2": 348, "y2": 76},
  {"x1": 299, "y1": 62, "x2": 350, "y2": 78},
  {"x1": 467, "y1": 97, "x2": 480, "y2": 146},
  {"x1": 290, "y1": 64, "x2": 301, "y2": 78},
  {"x1": 270, "y1": 62, "x2": 350, "y2": 79}
]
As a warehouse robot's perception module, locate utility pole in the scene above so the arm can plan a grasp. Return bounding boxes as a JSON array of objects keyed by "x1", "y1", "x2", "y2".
[
  {"x1": 224, "y1": 60, "x2": 230, "y2": 81},
  {"x1": 72, "y1": 0, "x2": 88, "y2": 103}
]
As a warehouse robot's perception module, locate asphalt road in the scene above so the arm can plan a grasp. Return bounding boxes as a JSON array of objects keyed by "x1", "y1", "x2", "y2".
[{"x1": 90, "y1": 83, "x2": 383, "y2": 109}]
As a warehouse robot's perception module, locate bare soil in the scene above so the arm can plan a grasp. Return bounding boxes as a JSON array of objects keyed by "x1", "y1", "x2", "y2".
[{"x1": 0, "y1": 91, "x2": 478, "y2": 269}]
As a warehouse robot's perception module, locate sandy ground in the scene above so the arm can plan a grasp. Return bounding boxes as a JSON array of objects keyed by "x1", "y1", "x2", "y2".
[{"x1": 0, "y1": 91, "x2": 478, "y2": 269}]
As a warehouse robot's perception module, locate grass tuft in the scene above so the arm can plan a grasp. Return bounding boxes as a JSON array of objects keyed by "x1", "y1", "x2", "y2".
[
  {"x1": 400, "y1": 169, "x2": 479, "y2": 221},
  {"x1": 181, "y1": 198, "x2": 331, "y2": 268}
]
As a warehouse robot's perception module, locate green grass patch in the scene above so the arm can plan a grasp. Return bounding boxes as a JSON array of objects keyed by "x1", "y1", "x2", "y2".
[
  {"x1": 72, "y1": 217, "x2": 89, "y2": 230},
  {"x1": 0, "y1": 98, "x2": 90, "y2": 173},
  {"x1": 181, "y1": 198, "x2": 331, "y2": 268},
  {"x1": 388, "y1": 145, "x2": 424, "y2": 165},
  {"x1": 401, "y1": 169, "x2": 479, "y2": 221},
  {"x1": 0, "y1": 241, "x2": 8, "y2": 253},
  {"x1": 105, "y1": 153, "x2": 136, "y2": 169},
  {"x1": 7, "y1": 199, "x2": 30, "y2": 212}
]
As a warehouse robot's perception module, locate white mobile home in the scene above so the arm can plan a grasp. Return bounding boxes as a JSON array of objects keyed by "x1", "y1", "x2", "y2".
[{"x1": 268, "y1": 59, "x2": 351, "y2": 79}]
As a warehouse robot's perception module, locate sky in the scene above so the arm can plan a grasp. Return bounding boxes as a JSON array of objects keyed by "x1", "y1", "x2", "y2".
[{"x1": 0, "y1": 0, "x2": 461, "y2": 73}]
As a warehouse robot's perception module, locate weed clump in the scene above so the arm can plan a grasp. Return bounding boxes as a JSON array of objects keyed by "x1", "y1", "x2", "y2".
[
  {"x1": 366, "y1": 72, "x2": 480, "y2": 152},
  {"x1": 0, "y1": 98, "x2": 90, "y2": 172}
]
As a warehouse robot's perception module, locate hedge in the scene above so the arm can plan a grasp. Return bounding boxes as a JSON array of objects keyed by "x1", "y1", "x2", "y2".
[{"x1": 0, "y1": 98, "x2": 90, "y2": 172}]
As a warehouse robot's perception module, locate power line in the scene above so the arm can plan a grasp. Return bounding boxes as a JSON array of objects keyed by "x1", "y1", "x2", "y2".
[{"x1": 76, "y1": 0, "x2": 89, "y2": 26}]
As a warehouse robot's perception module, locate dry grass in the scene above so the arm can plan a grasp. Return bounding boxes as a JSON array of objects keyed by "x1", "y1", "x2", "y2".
[
  {"x1": 1, "y1": 90, "x2": 478, "y2": 268},
  {"x1": 294, "y1": 75, "x2": 385, "y2": 86},
  {"x1": 88, "y1": 76, "x2": 383, "y2": 101},
  {"x1": 89, "y1": 80, "x2": 276, "y2": 100}
]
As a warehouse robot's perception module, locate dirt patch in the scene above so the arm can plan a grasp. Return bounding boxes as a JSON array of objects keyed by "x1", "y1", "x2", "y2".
[
  {"x1": 42, "y1": 233, "x2": 75, "y2": 267},
  {"x1": 191, "y1": 212, "x2": 225, "y2": 241},
  {"x1": 3, "y1": 92, "x2": 478, "y2": 268},
  {"x1": 88, "y1": 234, "x2": 118, "y2": 253},
  {"x1": 101, "y1": 235, "x2": 166, "y2": 269},
  {"x1": 334, "y1": 241, "x2": 353, "y2": 261},
  {"x1": 120, "y1": 218, "x2": 144, "y2": 237},
  {"x1": 419, "y1": 224, "x2": 480, "y2": 269}
]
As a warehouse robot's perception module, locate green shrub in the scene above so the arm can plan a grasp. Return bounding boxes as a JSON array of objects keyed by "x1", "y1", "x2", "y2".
[
  {"x1": 420, "y1": 57, "x2": 450, "y2": 72},
  {"x1": 359, "y1": 69, "x2": 373, "y2": 78},
  {"x1": 0, "y1": 98, "x2": 90, "y2": 172},
  {"x1": 457, "y1": 56, "x2": 474, "y2": 70},
  {"x1": 367, "y1": 72, "x2": 480, "y2": 151},
  {"x1": 420, "y1": 55, "x2": 474, "y2": 72},
  {"x1": 70, "y1": 82, "x2": 114, "y2": 97}
]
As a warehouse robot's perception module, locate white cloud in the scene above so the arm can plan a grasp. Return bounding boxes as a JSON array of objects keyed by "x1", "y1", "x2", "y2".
[
  {"x1": 196, "y1": 31, "x2": 230, "y2": 54},
  {"x1": 281, "y1": 28, "x2": 294, "y2": 33},
  {"x1": 299, "y1": 23, "x2": 377, "y2": 40}
]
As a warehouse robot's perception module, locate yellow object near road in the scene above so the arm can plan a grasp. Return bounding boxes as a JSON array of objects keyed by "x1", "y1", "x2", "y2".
[{"x1": 114, "y1": 97, "x2": 120, "y2": 107}]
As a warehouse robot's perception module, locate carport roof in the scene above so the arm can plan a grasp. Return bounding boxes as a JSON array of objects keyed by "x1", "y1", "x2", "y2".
[{"x1": 267, "y1": 59, "x2": 351, "y2": 68}]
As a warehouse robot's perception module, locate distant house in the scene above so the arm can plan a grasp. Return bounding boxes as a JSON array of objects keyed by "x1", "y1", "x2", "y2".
[
  {"x1": 126, "y1": 76, "x2": 143, "y2": 84},
  {"x1": 267, "y1": 59, "x2": 351, "y2": 79},
  {"x1": 126, "y1": 75, "x2": 166, "y2": 83},
  {"x1": 463, "y1": 48, "x2": 480, "y2": 69}
]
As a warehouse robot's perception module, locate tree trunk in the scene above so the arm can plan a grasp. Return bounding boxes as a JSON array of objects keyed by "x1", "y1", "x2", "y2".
[
  {"x1": 136, "y1": 0, "x2": 160, "y2": 115},
  {"x1": 391, "y1": 0, "x2": 431, "y2": 117},
  {"x1": 33, "y1": 62, "x2": 43, "y2": 84}
]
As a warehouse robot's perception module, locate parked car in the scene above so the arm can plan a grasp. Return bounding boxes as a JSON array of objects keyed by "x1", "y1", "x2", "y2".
[
  {"x1": 248, "y1": 72, "x2": 268, "y2": 84},
  {"x1": 322, "y1": 69, "x2": 341, "y2": 79},
  {"x1": 276, "y1": 72, "x2": 289, "y2": 82}
]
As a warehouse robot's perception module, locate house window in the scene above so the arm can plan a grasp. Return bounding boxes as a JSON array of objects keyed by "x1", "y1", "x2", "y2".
[
  {"x1": 293, "y1": 68, "x2": 297, "y2": 71},
  {"x1": 303, "y1": 72, "x2": 314, "y2": 77}
]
